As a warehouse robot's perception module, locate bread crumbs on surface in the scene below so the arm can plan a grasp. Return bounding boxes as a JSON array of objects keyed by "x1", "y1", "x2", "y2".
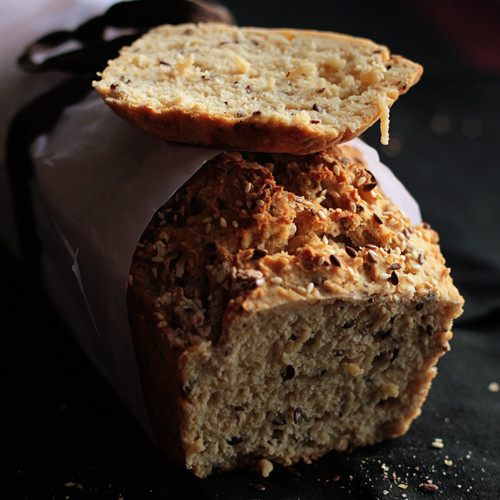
[
  {"x1": 257, "y1": 458, "x2": 274, "y2": 477},
  {"x1": 420, "y1": 482, "x2": 439, "y2": 492},
  {"x1": 432, "y1": 438, "x2": 444, "y2": 449},
  {"x1": 487, "y1": 381, "x2": 499, "y2": 392}
]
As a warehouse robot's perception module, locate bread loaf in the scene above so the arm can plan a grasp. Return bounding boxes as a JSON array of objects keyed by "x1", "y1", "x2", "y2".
[
  {"x1": 127, "y1": 142, "x2": 463, "y2": 477},
  {"x1": 93, "y1": 23, "x2": 422, "y2": 152}
]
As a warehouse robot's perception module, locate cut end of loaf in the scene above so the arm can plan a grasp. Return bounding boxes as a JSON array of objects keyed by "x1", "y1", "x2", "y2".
[
  {"x1": 181, "y1": 296, "x2": 457, "y2": 477},
  {"x1": 128, "y1": 144, "x2": 463, "y2": 476},
  {"x1": 94, "y1": 23, "x2": 422, "y2": 152}
]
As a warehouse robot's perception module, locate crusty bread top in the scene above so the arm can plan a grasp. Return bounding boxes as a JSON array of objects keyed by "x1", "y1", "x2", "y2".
[
  {"x1": 94, "y1": 23, "x2": 422, "y2": 153},
  {"x1": 129, "y1": 143, "x2": 463, "y2": 351}
]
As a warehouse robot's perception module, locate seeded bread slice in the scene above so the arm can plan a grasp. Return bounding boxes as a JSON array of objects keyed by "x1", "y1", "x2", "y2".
[
  {"x1": 127, "y1": 144, "x2": 463, "y2": 477},
  {"x1": 94, "y1": 23, "x2": 422, "y2": 153}
]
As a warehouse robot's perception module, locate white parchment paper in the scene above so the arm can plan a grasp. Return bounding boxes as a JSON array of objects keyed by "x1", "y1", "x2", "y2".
[{"x1": 31, "y1": 91, "x2": 421, "y2": 437}]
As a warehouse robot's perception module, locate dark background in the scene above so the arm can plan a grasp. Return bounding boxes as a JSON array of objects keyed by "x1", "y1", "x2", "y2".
[{"x1": 2, "y1": 0, "x2": 499, "y2": 498}]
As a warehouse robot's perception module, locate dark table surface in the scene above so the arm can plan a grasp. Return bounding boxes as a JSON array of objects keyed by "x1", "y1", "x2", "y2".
[{"x1": 2, "y1": 1, "x2": 499, "y2": 498}]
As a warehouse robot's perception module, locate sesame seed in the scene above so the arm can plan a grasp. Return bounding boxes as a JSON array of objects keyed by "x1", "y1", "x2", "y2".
[
  {"x1": 270, "y1": 276, "x2": 283, "y2": 285},
  {"x1": 232, "y1": 220, "x2": 239, "y2": 228},
  {"x1": 324, "y1": 155, "x2": 334, "y2": 163},
  {"x1": 293, "y1": 407, "x2": 303, "y2": 423},
  {"x1": 333, "y1": 164, "x2": 341, "y2": 176},
  {"x1": 363, "y1": 182, "x2": 377, "y2": 191},
  {"x1": 420, "y1": 483, "x2": 439, "y2": 492},
  {"x1": 345, "y1": 246, "x2": 357, "y2": 258},
  {"x1": 343, "y1": 319, "x2": 356, "y2": 328},
  {"x1": 390, "y1": 262, "x2": 402, "y2": 270},
  {"x1": 318, "y1": 210, "x2": 327, "y2": 220},
  {"x1": 205, "y1": 223, "x2": 212, "y2": 234},
  {"x1": 318, "y1": 256, "x2": 326, "y2": 266},
  {"x1": 322, "y1": 235, "x2": 329, "y2": 245},
  {"x1": 373, "y1": 213, "x2": 383, "y2": 224},
  {"x1": 157, "y1": 320, "x2": 167, "y2": 328},
  {"x1": 418, "y1": 251, "x2": 425, "y2": 265},
  {"x1": 368, "y1": 250, "x2": 378, "y2": 263},
  {"x1": 244, "y1": 181, "x2": 252, "y2": 193},
  {"x1": 432, "y1": 440, "x2": 444, "y2": 448},
  {"x1": 390, "y1": 270, "x2": 399, "y2": 285},
  {"x1": 306, "y1": 282, "x2": 315, "y2": 294},
  {"x1": 330, "y1": 254, "x2": 342, "y2": 267},
  {"x1": 219, "y1": 217, "x2": 227, "y2": 228},
  {"x1": 349, "y1": 201, "x2": 357, "y2": 212},
  {"x1": 255, "y1": 278, "x2": 265, "y2": 287},
  {"x1": 255, "y1": 199, "x2": 265, "y2": 207},
  {"x1": 357, "y1": 176, "x2": 367, "y2": 186},
  {"x1": 253, "y1": 213, "x2": 265, "y2": 220}
]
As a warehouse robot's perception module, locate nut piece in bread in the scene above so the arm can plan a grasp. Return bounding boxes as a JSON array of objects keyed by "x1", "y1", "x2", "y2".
[
  {"x1": 127, "y1": 144, "x2": 463, "y2": 477},
  {"x1": 94, "y1": 23, "x2": 422, "y2": 153}
]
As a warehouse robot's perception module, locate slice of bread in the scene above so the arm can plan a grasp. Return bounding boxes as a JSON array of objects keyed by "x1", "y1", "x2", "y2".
[
  {"x1": 94, "y1": 23, "x2": 422, "y2": 153},
  {"x1": 127, "y1": 143, "x2": 463, "y2": 477}
]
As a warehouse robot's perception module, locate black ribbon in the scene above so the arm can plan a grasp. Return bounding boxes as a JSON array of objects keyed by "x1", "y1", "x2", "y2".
[{"x1": 6, "y1": 0, "x2": 232, "y2": 290}]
